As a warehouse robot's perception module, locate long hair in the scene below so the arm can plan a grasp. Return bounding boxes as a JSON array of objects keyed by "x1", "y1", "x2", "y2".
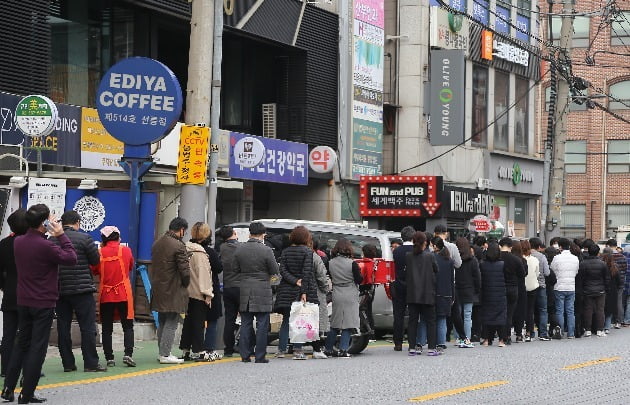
[
  {"x1": 602, "y1": 253, "x2": 619, "y2": 277},
  {"x1": 456, "y1": 237, "x2": 472, "y2": 260},
  {"x1": 412, "y1": 232, "x2": 427, "y2": 255},
  {"x1": 511, "y1": 240, "x2": 523, "y2": 257},
  {"x1": 485, "y1": 242, "x2": 501, "y2": 262},
  {"x1": 431, "y1": 236, "x2": 450, "y2": 258}
]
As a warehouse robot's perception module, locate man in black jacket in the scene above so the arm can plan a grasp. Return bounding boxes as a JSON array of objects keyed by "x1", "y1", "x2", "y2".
[
  {"x1": 52, "y1": 210, "x2": 105, "y2": 372},
  {"x1": 499, "y1": 237, "x2": 525, "y2": 343},
  {"x1": 391, "y1": 225, "x2": 416, "y2": 351}
]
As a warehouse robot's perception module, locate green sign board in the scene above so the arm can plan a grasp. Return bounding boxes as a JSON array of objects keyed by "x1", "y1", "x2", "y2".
[{"x1": 15, "y1": 95, "x2": 58, "y2": 137}]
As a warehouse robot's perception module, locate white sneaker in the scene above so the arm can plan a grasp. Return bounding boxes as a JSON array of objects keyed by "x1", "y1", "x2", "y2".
[
  {"x1": 596, "y1": 330, "x2": 606, "y2": 337},
  {"x1": 584, "y1": 331, "x2": 592, "y2": 337},
  {"x1": 159, "y1": 355, "x2": 184, "y2": 364},
  {"x1": 312, "y1": 351, "x2": 328, "y2": 359}
]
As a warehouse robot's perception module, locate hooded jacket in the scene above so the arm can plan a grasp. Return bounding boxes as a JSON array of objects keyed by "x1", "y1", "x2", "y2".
[{"x1": 185, "y1": 241, "x2": 213, "y2": 302}]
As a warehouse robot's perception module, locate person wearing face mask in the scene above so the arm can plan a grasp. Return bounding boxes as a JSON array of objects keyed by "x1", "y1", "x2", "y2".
[{"x1": 150, "y1": 217, "x2": 191, "y2": 364}]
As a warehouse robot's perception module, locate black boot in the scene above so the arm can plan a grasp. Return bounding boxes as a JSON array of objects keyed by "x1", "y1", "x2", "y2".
[
  {"x1": 1, "y1": 387, "x2": 15, "y2": 402},
  {"x1": 18, "y1": 393, "x2": 47, "y2": 403}
]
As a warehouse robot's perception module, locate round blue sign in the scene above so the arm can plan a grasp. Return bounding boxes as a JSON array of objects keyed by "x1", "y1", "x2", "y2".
[{"x1": 95, "y1": 57, "x2": 183, "y2": 145}]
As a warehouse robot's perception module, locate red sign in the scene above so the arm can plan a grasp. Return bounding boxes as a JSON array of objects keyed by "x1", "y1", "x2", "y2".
[
  {"x1": 309, "y1": 146, "x2": 337, "y2": 174},
  {"x1": 359, "y1": 175, "x2": 442, "y2": 217}
]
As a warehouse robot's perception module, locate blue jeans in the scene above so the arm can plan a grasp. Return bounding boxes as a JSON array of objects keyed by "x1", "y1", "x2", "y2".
[
  {"x1": 416, "y1": 318, "x2": 427, "y2": 346},
  {"x1": 239, "y1": 312, "x2": 270, "y2": 362},
  {"x1": 324, "y1": 328, "x2": 352, "y2": 352},
  {"x1": 278, "y1": 311, "x2": 303, "y2": 352},
  {"x1": 436, "y1": 316, "x2": 447, "y2": 345},
  {"x1": 624, "y1": 294, "x2": 630, "y2": 324},
  {"x1": 460, "y1": 302, "x2": 473, "y2": 339},
  {"x1": 537, "y1": 287, "x2": 549, "y2": 337},
  {"x1": 555, "y1": 291, "x2": 575, "y2": 337},
  {"x1": 605, "y1": 314, "x2": 612, "y2": 330}
]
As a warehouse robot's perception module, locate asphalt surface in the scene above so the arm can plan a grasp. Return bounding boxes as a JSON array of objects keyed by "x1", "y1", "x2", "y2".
[{"x1": 32, "y1": 327, "x2": 630, "y2": 404}]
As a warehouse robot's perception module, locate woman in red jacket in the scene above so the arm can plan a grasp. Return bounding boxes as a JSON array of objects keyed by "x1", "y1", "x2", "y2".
[{"x1": 92, "y1": 226, "x2": 136, "y2": 367}]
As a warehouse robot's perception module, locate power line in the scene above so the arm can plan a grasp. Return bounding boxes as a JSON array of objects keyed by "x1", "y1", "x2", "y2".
[{"x1": 399, "y1": 68, "x2": 550, "y2": 173}]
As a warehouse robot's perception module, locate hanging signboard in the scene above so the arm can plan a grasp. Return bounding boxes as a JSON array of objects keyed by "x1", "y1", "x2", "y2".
[
  {"x1": 359, "y1": 175, "x2": 443, "y2": 217},
  {"x1": 429, "y1": 49, "x2": 465, "y2": 146},
  {"x1": 15, "y1": 95, "x2": 58, "y2": 137},
  {"x1": 176, "y1": 125, "x2": 210, "y2": 185}
]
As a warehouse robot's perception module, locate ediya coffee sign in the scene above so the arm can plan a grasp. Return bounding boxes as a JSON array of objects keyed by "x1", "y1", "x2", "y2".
[{"x1": 359, "y1": 175, "x2": 442, "y2": 217}]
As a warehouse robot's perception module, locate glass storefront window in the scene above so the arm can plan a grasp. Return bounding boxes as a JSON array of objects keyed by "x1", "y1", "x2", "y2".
[
  {"x1": 514, "y1": 77, "x2": 529, "y2": 154},
  {"x1": 494, "y1": 71, "x2": 509, "y2": 151},
  {"x1": 472, "y1": 65, "x2": 488, "y2": 147}
]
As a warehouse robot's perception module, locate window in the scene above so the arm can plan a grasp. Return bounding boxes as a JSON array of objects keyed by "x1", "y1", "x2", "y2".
[
  {"x1": 515, "y1": 14, "x2": 530, "y2": 43},
  {"x1": 494, "y1": 71, "x2": 509, "y2": 151},
  {"x1": 609, "y1": 81, "x2": 630, "y2": 110},
  {"x1": 472, "y1": 0, "x2": 489, "y2": 26},
  {"x1": 472, "y1": 65, "x2": 488, "y2": 147},
  {"x1": 565, "y1": 140, "x2": 587, "y2": 173},
  {"x1": 545, "y1": 86, "x2": 587, "y2": 112},
  {"x1": 611, "y1": 11, "x2": 630, "y2": 46},
  {"x1": 495, "y1": 5, "x2": 510, "y2": 34},
  {"x1": 608, "y1": 139, "x2": 630, "y2": 172},
  {"x1": 514, "y1": 77, "x2": 529, "y2": 154},
  {"x1": 551, "y1": 16, "x2": 590, "y2": 47},
  {"x1": 561, "y1": 205, "x2": 586, "y2": 239},
  {"x1": 607, "y1": 205, "x2": 630, "y2": 236}
]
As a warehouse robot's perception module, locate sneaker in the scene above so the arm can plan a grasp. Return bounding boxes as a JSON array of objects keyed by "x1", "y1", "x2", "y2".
[
  {"x1": 159, "y1": 355, "x2": 184, "y2": 364},
  {"x1": 426, "y1": 349, "x2": 442, "y2": 356},
  {"x1": 567, "y1": 336, "x2": 575, "y2": 339},
  {"x1": 552, "y1": 326, "x2": 562, "y2": 340},
  {"x1": 604, "y1": 329, "x2": 610, "y2": 335},
  {"x1": 415, "y1": 345, "x2": 423, "y2": 355},
  {"x1": 515, "y1": 335, "x2": 523, "y2": 343},
  {"x1": 460, "y1": 339, "x2": 474, "y2": 348},
  {"x1": 615, "y1": 323, "x2": 621, "y2": 329},
  {"x1": 393, "y1": 345, "x2": 402, "y2": 352},
  {"x1": 524, "y1": 335, "x2": 532, "y2": 342},
  {"x1": 106, "y1": 360, "x2": 116, "y2": 367},
  {"x1": 84, "y1": 364, "x2": 107, "y2": 372},
  {"x1": 324, "y1": 350, "x2": 339, "y2": 357},
  {"x1": 312, "y1": 351, "x2": 328, "y2": 359},
  {"x1": 597, "y1": 330, "x2": 606, "y2": 337},
  {"x1": 208, "y1": 351, "x2": 223, "y2": 361},
  {"x1": 436, "y1": 344, "x2": 447, "y2": 350},
  {"x1": 584, "y1": 331, "x2": 592, "y2": 337},
  {"x1": 122, "y1": 356, "x2": 136, "y2": 367},
  {"x1": 179, "y1": 351, "x2": 192, "y2": 361},
  {"x1": 275, "y1": 350, "x2": 286, "y2": 359},
  {"x1": 539, "y1": 336, "x2": 551, "y2": 341},
  {"x1": 407, "y1": 349, "x2": 417, "y2": 356},
  {"x1": 293, "y1": 351, "x2": 307, "y2": 360},
  {"x1": 338, "y1": 351, "x2": 351, "y2": 359},
  {"x1": 497, "y1": 341, "x2": 505, "y2": 347}
]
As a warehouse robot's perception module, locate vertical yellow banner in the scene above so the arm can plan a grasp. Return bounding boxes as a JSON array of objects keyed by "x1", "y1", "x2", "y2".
[{"x1": 176, "y1": 125, "x2": 210, "y2": 184}]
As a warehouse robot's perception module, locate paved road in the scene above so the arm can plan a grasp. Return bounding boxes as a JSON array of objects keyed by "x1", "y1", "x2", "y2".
[{"x1": 37, "y1": 329, "x2": 630, "y2": 404}]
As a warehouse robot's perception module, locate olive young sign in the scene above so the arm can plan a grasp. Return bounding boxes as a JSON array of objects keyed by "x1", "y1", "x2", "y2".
[
  {"x1": 359, "y1": 176, "x2": 442, "y2": 217},
  {"x1": 96, "y1": 57, "x2": 183, "y2": 145},
  {"x1": 429, "y1": 50, "x2": 465, "y2": 146}
]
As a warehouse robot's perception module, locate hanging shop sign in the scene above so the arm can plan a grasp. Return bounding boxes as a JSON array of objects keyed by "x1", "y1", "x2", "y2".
[
  {"x1": 429, "y1": 49, "x2": 465, "y2": 146},
  {"x1": 176, "y1": 125, "x2": 210, "y2": 185},
  {"x1": 487, "y1": 153, "x2": 544, "y2": 195},
  {"x1": 429, "y1": 6, "x2": 469, "y2": 51},
  {"x1": 445, "y1": 185, "x2": 495, "y2": 219},
  {"x1": 493, "y1": 40, "x2": 529, "y2": 67},
  {"x1": 229, "y1": 132, "x2": 308, "y2": 186},
  {"x1": 233, "y1": 136, "x2": 265, "y2": 169},
  {"x1": 481, "y1": 30, "x2": 493, "y2": 60},
  {"x1": 359, "y1": 175, "x2": 443, "y2": 217},
  {"x1": 309, "y1": 146, "x2": 337, "y2": 174},
  {"x1": 95, "y1": 57, "x2": 183, "y2": 145},
  {"x1": 15, "y1": 95, "x2": 58, "y2": 137},
  {"x1": 468, "y1": 214, "x2": 492, "y2": 233}
]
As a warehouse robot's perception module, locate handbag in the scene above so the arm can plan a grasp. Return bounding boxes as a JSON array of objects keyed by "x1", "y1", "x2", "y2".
[{"x1": 288, "y1": 301, "x2": 320, "y2": 343}]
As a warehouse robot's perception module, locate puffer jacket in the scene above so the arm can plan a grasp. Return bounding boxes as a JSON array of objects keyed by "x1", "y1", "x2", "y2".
[
  {"x1": 51, "y1": 227, "x2": 100, "y2": 296},
  {"x1": 150, "y1": 231, "x2": 191, "y2": 313},
  {"x1": 274, "y1": 245, "x2": 317, "y2": 311},
  {"x1": 185, "y1": 241, "x2": 213, "y2": 301},
  {"x1": 577, "y1": 256, "x2": 609, "y2": 296}
]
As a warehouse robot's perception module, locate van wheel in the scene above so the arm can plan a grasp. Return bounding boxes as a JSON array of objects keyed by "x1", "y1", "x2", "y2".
[{"x1": 348, "y1": 335, "x2": 370, "y2": 354}]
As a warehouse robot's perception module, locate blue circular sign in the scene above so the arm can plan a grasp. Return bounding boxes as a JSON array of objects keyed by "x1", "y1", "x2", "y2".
[{"x1": 96, "y1": 57, "x2": 183, "y2": 145}]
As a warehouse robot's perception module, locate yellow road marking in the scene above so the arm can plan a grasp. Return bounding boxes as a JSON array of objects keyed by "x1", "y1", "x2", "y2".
[
  {"x1": 409, "y1": 380, "x2": 509, "y2": 402},
  {"x1": 561, "y1": 356, "x2": 621, "y2": 370},
  {"x1": 33, "y1": 357, "x2": 241, "y2": 391}
]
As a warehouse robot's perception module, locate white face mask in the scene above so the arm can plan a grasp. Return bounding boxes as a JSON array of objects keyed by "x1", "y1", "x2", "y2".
[{"x1": 553, "y1": 244, "x2": 560, "y2": 249}]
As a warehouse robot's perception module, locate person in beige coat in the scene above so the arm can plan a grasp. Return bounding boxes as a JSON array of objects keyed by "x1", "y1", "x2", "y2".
[
  {"x1": 179, "y1": 222, "x2": 214, "y2": 361},
  {"x1": 150, "y1": 217, "x2": 191, "y2": 364}
]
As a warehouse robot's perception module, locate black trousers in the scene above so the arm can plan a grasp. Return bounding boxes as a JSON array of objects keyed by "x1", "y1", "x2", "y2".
[
  {"x1": 583, "y1": 295, "x2": 605, "y2": 332},
  {"x1": 450, "y1": 296, "x2": 466, "y2": 339},
  {"x1": 484, "y1": 324, "x2": 505, "y2": 343},
  {"x1": 526, "y1": 290, "x2": 537, "y2": 335},
  {"x1": 56, "y1": 292, "x2": 99, "y2": 369},
  {"x1": 391, "y1": 282, "x2": 407, "y2": 346},
  {"x1": 408, "y1": 304, "x2": 436, "y2": 350},
  {"x1": 513, "y1": 283, "x2": 527, "y2": 337},
  {"x1": 180, "y1": 298, "x2": 208, "y2": 354},
  {"x1": 4, "y1": 306, "x2": 54, "y2": 399},
  {"x1": 0, "y1": 310, "x2": 18, "y2": 375},
  {"x1": 222, "y1": 287, "x2": 241, "y2": 355},
  {"x1": 100, "y1": 301, "x2": 134, "y2": 359},
  {"x1": 504, "y1": 286, "x2": 519, "y2": 339}
]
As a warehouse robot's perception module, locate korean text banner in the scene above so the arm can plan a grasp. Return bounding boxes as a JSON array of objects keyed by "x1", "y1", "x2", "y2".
[
  {"x1": 176, "y1": 125, "x2": 210, "y2": 184},
  {"x1": 429, "y1": 49, "x2": 465, "y2": 146},
  {"x1": 228, "y1": 132, "x2": 308, "y2": 185}
]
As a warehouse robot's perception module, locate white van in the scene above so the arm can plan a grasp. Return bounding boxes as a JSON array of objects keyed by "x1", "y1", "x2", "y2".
[{"x1": 228, "y1": 219, "x2": 400, "y2": 353}]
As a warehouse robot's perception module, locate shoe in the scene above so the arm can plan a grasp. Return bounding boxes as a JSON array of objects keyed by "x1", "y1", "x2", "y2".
[
  {"x1": 407, "y1": 349, "x2": 417, "y2": 356},
  {"x1": 292, "y1": 351, "x2": 307, "y2": 360},
  {"x1": 436, "y1": 344, "x2": 447, "y2": 350},
  {"x1": 106, "y1": 360, "x2": 116, "y2": 367},
  {"x1": 312, "y1": 351, "x2": 328, "y2": 359},
  {"x1": 393, "y1": 344, "x2": 402, "y2": 351},
  {"x1": 505, "y1": 338, "x2": 511, "y2": 345},
  {"x1": 122, "y1": 356, "x2": 136, "y2": 367},
  {"x1": 17, "y1": 394, "x2": 46, "y2": 404},
  {"x1": 470, "y1": 334, "x2": 480, "y2": 342},
  {"x1": 254, "y1": 359, "x2": 269, "y2": 364},
  {"x1": 552, "y1": 326, "x2": 562, "y2": 340},
  {"x1": 567, "y1": 336, "x2": 575, "y2": 339},
  {"x1": 596, "y1": 330, "x2": 606, "y2": 337},
  {"x1": 460, "y1": 339, "x2": 474, "y2": 348},
  {"x1": 426, "y1": 349, "x2": 442, "y2": 356},
  {"x1": 584, "y1": 331, "x2": 592, "y2": 337},
  {"x1": 515, "y1": 335, "x2": 523, "y2": 343},
  {"x1": 481, "y1": 340, "x2": 489, "y2": 347},
  {"x1": 338, "y1": 351, "x2": 351, "y2": 359},
  {"x1": 539, "y1": 336, "x2": 551, "y2": 341},
  {"x1": 63, "y1": 365, "x2": 77, "y2": 372},
  {"x1": 180, "y1": 351, "x2": 193, "y2": 361},
  {"x1": 524, "y1": 335, "x2": 532, "y2": 342},
  {"x1": 275, "y1": 350, "x2": 286, "y2": 359},
  {"x1": 223, "y1": 351, "x2": 234, "y2": 358},
  {"x1": 604, "y1": 329, "x2": 610, "y2": 334},
  {"x1": 241, "y1": 358, "x2": 252, "y2": 363},
  {"x1": 415, "y1": 345, "x2": 423, "y2": 355},
  {"x1": 614, "y1": 323, "x2": 621, "y2": 329},
  {"x1": 207, "y1": 351, "x2": 222, "y2": 361},
  {"x1": 1, "y1": 387, "x2": 15, "y2": 402},
  {"x1": 498, "y1": 341, "x2": 506, "y2": 347},
  {"x1": 324, "y1": 350, "x2": 339, "y2": 358},
  {"x1": 84, "y1": 364, "x2": 107, "y2": 372},
  {"x1": 159, "y1": 355, "x2": 184, "y2": 364}
]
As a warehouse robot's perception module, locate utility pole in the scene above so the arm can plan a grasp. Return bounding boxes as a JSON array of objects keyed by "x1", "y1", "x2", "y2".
[
  {"x1": 180, "y1": 0, "x2": 214, "y2": 229},
  {"x1": 206, "y1": 0, "x2": 223, "y2": 237},
  {"x1": 544, "y1": 0, "x2": 574, "y2": 243}
]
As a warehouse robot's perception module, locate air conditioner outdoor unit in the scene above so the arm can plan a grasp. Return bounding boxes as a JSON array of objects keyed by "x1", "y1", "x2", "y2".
[{"x1": 262, "y1": 103, "x2": 277, "y2": 138}]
